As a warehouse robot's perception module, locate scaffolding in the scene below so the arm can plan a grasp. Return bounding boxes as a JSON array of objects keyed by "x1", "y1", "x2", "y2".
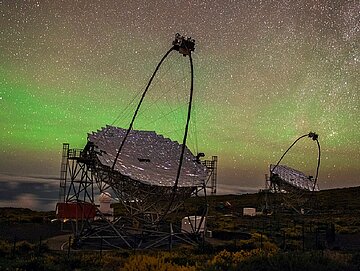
[
  {"x1": 56, "y1": 142, "x2": 211, "y2": 249},
  {"x1": 202, "y1": 156, "x2": 218, "y2": 194},
  {"x1": 59, "y1": 143, "x2": 69, "y2": 202}
]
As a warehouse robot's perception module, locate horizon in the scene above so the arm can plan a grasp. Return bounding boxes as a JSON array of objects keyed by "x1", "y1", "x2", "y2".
[
  {"x1": 0, "y1": 171, "x2": 359, "y2": 212},
  {"x1": 0, "y1": 0, "x2": 359, "y2": 210}
]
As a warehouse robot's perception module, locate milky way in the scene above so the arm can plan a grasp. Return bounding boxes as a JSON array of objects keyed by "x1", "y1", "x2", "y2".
[{"x1": 0, "y1": 0, "x2": 359, "y2": 191}]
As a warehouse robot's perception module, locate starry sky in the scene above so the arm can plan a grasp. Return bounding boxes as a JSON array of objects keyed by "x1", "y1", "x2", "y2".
[{"x1": 0, "y1": 0, "x2": 359, "y2": 209}]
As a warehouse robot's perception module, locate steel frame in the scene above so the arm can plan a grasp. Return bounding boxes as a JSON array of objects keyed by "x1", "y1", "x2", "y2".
[
  {"x1": 58, "y1": 142, "x2": 208, "y2": 249},
  {"x1": 202, "y1": 156, "x2": 218, "y2": 194}
]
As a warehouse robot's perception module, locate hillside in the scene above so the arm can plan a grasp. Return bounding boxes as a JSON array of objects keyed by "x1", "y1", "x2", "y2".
[
  {"x1": 1, "y1": 187, "x2": 360, "y2": 270},
  {"x1": 1, "y1": 186, "x2": 360, "y2": 244}
]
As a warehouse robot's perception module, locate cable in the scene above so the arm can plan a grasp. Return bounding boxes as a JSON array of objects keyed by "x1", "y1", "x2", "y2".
[
  {"x1": 111, "y1": 91, "x2": 142, "y2": 126},
  {"x1": 111, "y1": 47, "x2": 175, "y2": 170},
  {"x1": 271, "y1": 134, "x2": 309, "y2": 175}
]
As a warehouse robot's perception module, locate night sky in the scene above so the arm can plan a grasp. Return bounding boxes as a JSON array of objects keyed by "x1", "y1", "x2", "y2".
[{"x1": 0, "y1": 0, "x2": 359, "y2": 209}]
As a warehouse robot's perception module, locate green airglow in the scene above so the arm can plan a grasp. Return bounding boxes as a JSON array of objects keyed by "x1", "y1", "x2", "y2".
[{"x1": 0, "y1": 1, "x2": 359, "y2": 190}]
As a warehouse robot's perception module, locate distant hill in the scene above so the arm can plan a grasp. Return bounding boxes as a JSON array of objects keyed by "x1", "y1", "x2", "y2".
[
  {"x1": 1, "y1": 186, "x2": 360, "y2": 244},
  {"x1": 206, "y1": 186, "x2": 360, "y2": 213},
  {"x1": 316, "y1": 186, "x2": 360, "y2": 211}
]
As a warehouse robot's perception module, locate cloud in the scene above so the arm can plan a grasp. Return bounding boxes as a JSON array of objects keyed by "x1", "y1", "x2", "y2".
[
  {"x1": 0, "y1": 172, "x2": 59, "y2": 186},
  {"x1": 16, "y1": 193, "x2": 41, "y2": 210},
  {"x1": 0, "y1": 193, "x2": 39, "y2": 210},
  {"x1": 0, "y1": 173, "x2": 59, "y2": 211}
]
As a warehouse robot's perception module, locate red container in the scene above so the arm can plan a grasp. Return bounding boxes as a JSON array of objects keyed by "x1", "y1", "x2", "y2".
[{"x1": 56, "y1": 202, "x2": 96, "y2": 220}]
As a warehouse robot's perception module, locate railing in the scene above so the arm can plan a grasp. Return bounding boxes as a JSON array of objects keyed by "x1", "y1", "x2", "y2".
[{"x1": 68, "y1": 148, "x2": 84, "y2": 158}]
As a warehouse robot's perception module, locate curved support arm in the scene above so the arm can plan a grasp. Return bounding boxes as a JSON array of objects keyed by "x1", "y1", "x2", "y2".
[
  {"x1": 172, "y1": 51, "x2": 194, "y2": 195},
  {"x1": 271, "y1": 132, "x2": 321, "y2": 191},
  {"x1": 111, "y1": 47, "x2": 175, "y2": 170},
  {"x1": 313, "y1": 139, "x2": 321, "y2": 191},
  {"x1": 271, "y1": 134, "x2": 309, "y2": 174},
  {"x1": 161, "y1": 50, "x2": 195, "y2": 222}
]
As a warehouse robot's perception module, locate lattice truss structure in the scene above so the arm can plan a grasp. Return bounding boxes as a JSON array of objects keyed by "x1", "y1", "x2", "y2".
[
  {"x1": 58, "y1": 128, "x2": 209, "y2": 249},
  {"x1": 201, "y1": 155, "x2": 218, "y2": 195}
]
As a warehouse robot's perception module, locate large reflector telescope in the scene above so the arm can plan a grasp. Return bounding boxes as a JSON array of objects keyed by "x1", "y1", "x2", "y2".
[{"x1": 57, "y1": 34, "x2": 211, "y2": 248}]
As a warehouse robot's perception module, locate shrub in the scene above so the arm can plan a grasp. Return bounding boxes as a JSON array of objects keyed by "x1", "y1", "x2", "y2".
[
  {"x1": 121, "y1": 254, "x2": 196, "y2": 271},
  {"x1": 238, "y1": 232, "x2": 279, "y2": 254},
  {"x1": 0, "y1": 240, "x2": 12, "y2": 256},
  {"x1": 16, "y1": 241, "x2": 34, "y2": 254},
  {"x1": 208, "y1": 248, "x2": 265, "y2": 270},
  {"x1": 266, "y1": 251, "x2": 356, "y2": 271}
]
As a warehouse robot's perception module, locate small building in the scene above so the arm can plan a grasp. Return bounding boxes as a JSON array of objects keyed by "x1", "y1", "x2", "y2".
[
  {"x1": 243, "y1": 207, "x2": 256, "y2": 216},
  {"x1": 56, "y1": 202, "x2": 96, "y2": 220},
  {"x1": 98, "y1": 192, "x2": 113, "y2": 218},
  {"x1": 181, "y1": 216, "x2": 206, "y2": 233}
]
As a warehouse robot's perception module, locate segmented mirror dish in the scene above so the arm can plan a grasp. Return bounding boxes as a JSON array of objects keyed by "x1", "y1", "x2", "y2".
[
  {"x1": 271, "y1": 164, "x2": 319, "y2": 192},
  {"x1": 88, "y1": 125, "x2": 207, "y2": 187}
]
